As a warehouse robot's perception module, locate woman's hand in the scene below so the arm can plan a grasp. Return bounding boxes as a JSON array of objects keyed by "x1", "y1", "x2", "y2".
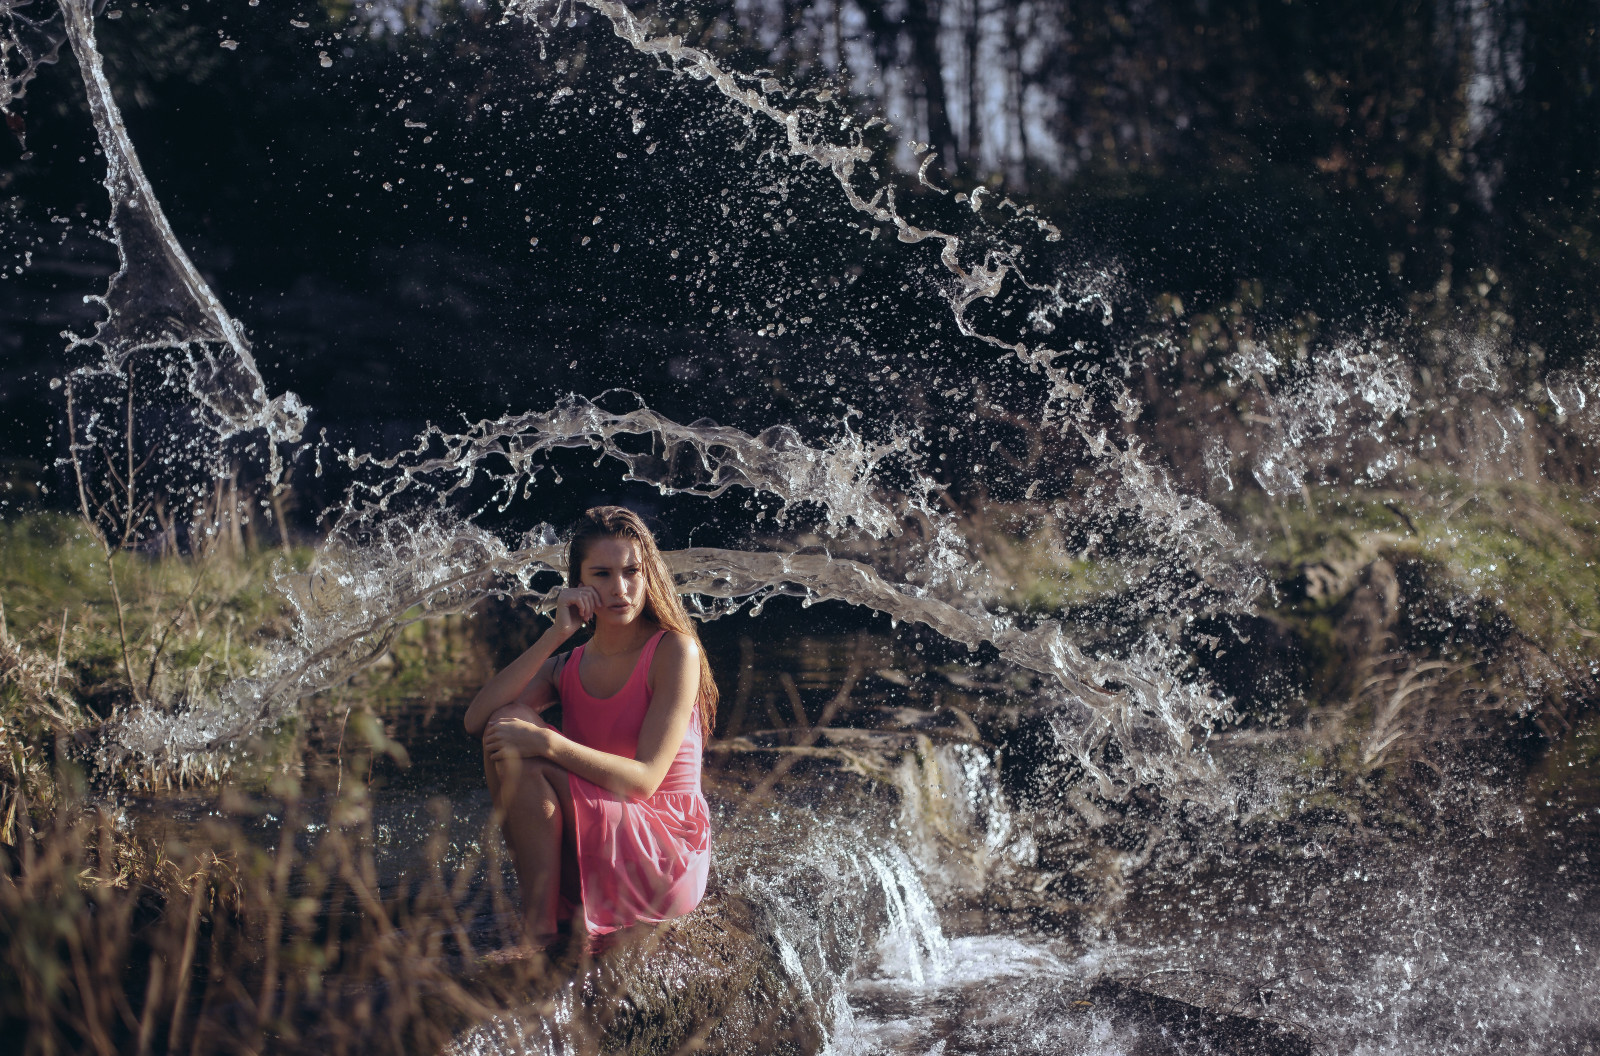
[
  {"x1": 484, "y1": 712, "x2": 556, "y2": 763},
  {"x1": 548, "y1": 585, "x2": 602, "y2": 640}
]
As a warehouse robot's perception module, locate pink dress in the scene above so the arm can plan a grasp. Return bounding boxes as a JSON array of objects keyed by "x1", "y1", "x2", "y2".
[{"x1": 558, "y1": 630, "x2": 712, "y2": 935}]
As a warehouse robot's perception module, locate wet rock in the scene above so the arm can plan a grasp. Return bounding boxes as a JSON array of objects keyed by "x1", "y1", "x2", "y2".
[
  {"x1": 1082, "y1": 979, "x2": 1315, "y2": 1056},
  {"x1": 594, "y1": 893, "x2": 826, "y2": 1055},
  {"x1": 465, "y1": 891, "x2": 824, "y2": 1056}
]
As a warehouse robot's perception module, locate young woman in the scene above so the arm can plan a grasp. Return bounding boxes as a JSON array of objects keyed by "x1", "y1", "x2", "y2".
[{"x1": 463, "y1": 506, "x2": 717, "y2": 946}]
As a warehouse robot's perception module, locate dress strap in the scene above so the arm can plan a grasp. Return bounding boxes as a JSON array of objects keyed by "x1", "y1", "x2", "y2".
[
  {"x1": 559, "y1": 645, "x2": 584, "y2": 701},
  {"x1": 638, "y1": 629, "x2": 669, "y2": 692}
]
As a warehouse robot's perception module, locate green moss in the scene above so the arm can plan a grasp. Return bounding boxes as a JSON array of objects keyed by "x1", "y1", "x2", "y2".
[
  {"x1": 0, "y1": 512, "x2": 307, "y2": 710},
  {"x1": 1247, "y1": 477, "x2": 1600, "y2": 666},
  {"x1": 958, "y1": 506, "x2": 1138, "y2": 615}
]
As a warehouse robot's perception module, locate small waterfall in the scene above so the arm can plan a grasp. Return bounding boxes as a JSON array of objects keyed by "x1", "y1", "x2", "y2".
[
  {"x1": 723, "y1": 815, "x2": 958, "y2": 1051},
  {"x1": 862, "y1": 845, "x2": 950, "y2": 986}
]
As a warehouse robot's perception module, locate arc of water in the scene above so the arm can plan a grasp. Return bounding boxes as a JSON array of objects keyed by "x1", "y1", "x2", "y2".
[
  {"x1": 505, "y1": 0, "x2": 1078, "y2": 360},
  {"x1": 668, "y1": 546, "x2": 1223, "y2": 791},
  {"x1": 57, "y1": 0, "x2": 306, "y2": 450},
  {"x1": 1, "y1": 0, "x2": 68, "y2": 133},
  {"x1": 110, "y1": 514, "x2": 1220, "y2": 793},
  {"x1": 50, "y1": 0, "x2": 1241, "y2": 793},
  {"x1": 102, "y1": 497, "x2": 1224, "y2": 791},
  {"x1": 333, "y1": 393, "x2": 948, "y2": 547}
]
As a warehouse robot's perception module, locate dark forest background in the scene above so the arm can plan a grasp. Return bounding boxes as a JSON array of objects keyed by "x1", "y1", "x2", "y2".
[{"x1": 4, "y1": 0, "x2": 1598, "y2": 485}]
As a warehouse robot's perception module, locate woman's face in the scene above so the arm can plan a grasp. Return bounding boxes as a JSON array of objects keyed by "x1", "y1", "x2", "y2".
[{"x1": 579, "y1": 536, "x2": 649, "y2": 627}]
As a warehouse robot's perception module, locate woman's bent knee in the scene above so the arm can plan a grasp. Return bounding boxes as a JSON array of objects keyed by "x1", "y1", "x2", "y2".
[
  {"x1": 525, "y1": 758, "x2": 566, "y2": 779},
  {"x1": 528, "y1": 760, "x2": 573, "y2": 801},
  {"x1": 510, "y1": 763, "x2": 567, "y2": 822}
]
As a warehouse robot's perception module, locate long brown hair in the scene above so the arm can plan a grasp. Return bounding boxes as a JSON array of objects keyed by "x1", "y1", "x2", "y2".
[{"x1": 567, "y1": 506, "x2": 719, "y2": 739}]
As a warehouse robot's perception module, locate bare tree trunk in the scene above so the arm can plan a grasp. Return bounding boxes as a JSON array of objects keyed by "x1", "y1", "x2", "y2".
[
  {"x1": 964, "y1": 0, "x2": 983, "y2": 167},
  {"x1": 902, "y1": 0, "x2": 959, "y2": 177},
  {"x1": 1004, "y1": 0, "x2": 1031, "y2": 188},
  {"x1": 779, "y1": 0, "x2": 799, "y2": 71},
  {"x1": 854, "y1": 0, "x2": 910, "y2": 98}
]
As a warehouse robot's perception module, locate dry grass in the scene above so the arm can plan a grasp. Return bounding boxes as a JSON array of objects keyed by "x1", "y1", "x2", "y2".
[
  {"x1": 3, "y1": 770, "x2": 517, "y2": 1056},
  {"x1": 0, "y1": 759, "x2": 813, "y2": 1056}
]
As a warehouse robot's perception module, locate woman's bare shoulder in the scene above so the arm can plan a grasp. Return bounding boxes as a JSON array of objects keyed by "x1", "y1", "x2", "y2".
[
  {"x1": 648, "y1": 631, "x2": 699, "y2": 687},
  {"x1": 655, "y1": 629, "x2": 699, "y2": 660}
]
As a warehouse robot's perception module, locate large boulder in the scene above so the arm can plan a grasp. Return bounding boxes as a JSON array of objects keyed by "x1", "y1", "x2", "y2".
[{"x1": 457, "y1": 890, "x2": 826, "y2": 1056}]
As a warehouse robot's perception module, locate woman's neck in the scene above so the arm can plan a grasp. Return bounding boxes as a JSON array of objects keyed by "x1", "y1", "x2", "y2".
[{"x1": 587, "y1": 619, "x2": 659, "y2": 656}]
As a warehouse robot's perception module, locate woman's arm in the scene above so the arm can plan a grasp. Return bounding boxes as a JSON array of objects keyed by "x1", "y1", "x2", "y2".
[
  {"x1": 483, "y1": 631, "x2": 700, "y2": 800},
  {"x1": 463, "y1": 586, "x2": 599, "y2": 737}
]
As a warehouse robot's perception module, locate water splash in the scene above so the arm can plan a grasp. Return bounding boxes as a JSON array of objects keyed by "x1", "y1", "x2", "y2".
[
  {"x1": 861, "y1": 845, "x2": 949, "y2": 985},
  {"x1": 56, "y1": 0, "x2": 306, "y2": 455},
  {"x1": 0, "y1": 0, "x2": 68, "y2": 155},
  {"x1": 100, "y1": 499, "x2": 1228, "y2": 793},
  {"x1": 1232, "y1": 336, "x2": 1414, "y2": 497},
  {"x1": 16, "y1": 6, "x2": 1597, "y2": 1055},
  {"x1": 26, "y1": 0, "x2": 1265, "y2": 798},
  {"x1": 734, "y1": 822, "x2": 953, "y2": 1046},
  {"x1": 98, "y1": 511, "x2": 517, "y2": 783},
  {"x1": 326, "y1": 391, "x2": 970, "y2": 584},
  {"x1": 502, "y1": 0, "x2": 1261, "y2": 614}
]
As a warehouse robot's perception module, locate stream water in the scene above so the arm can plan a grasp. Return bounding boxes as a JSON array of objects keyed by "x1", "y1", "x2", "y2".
[{"x1": 7, "y1": 0, "x2": 1600, "y2": 1052}]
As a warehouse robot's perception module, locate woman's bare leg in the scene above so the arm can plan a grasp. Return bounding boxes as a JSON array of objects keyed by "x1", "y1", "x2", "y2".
[{"x1": 484, "y1": 739, "x2": 579, "y2": 940}]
